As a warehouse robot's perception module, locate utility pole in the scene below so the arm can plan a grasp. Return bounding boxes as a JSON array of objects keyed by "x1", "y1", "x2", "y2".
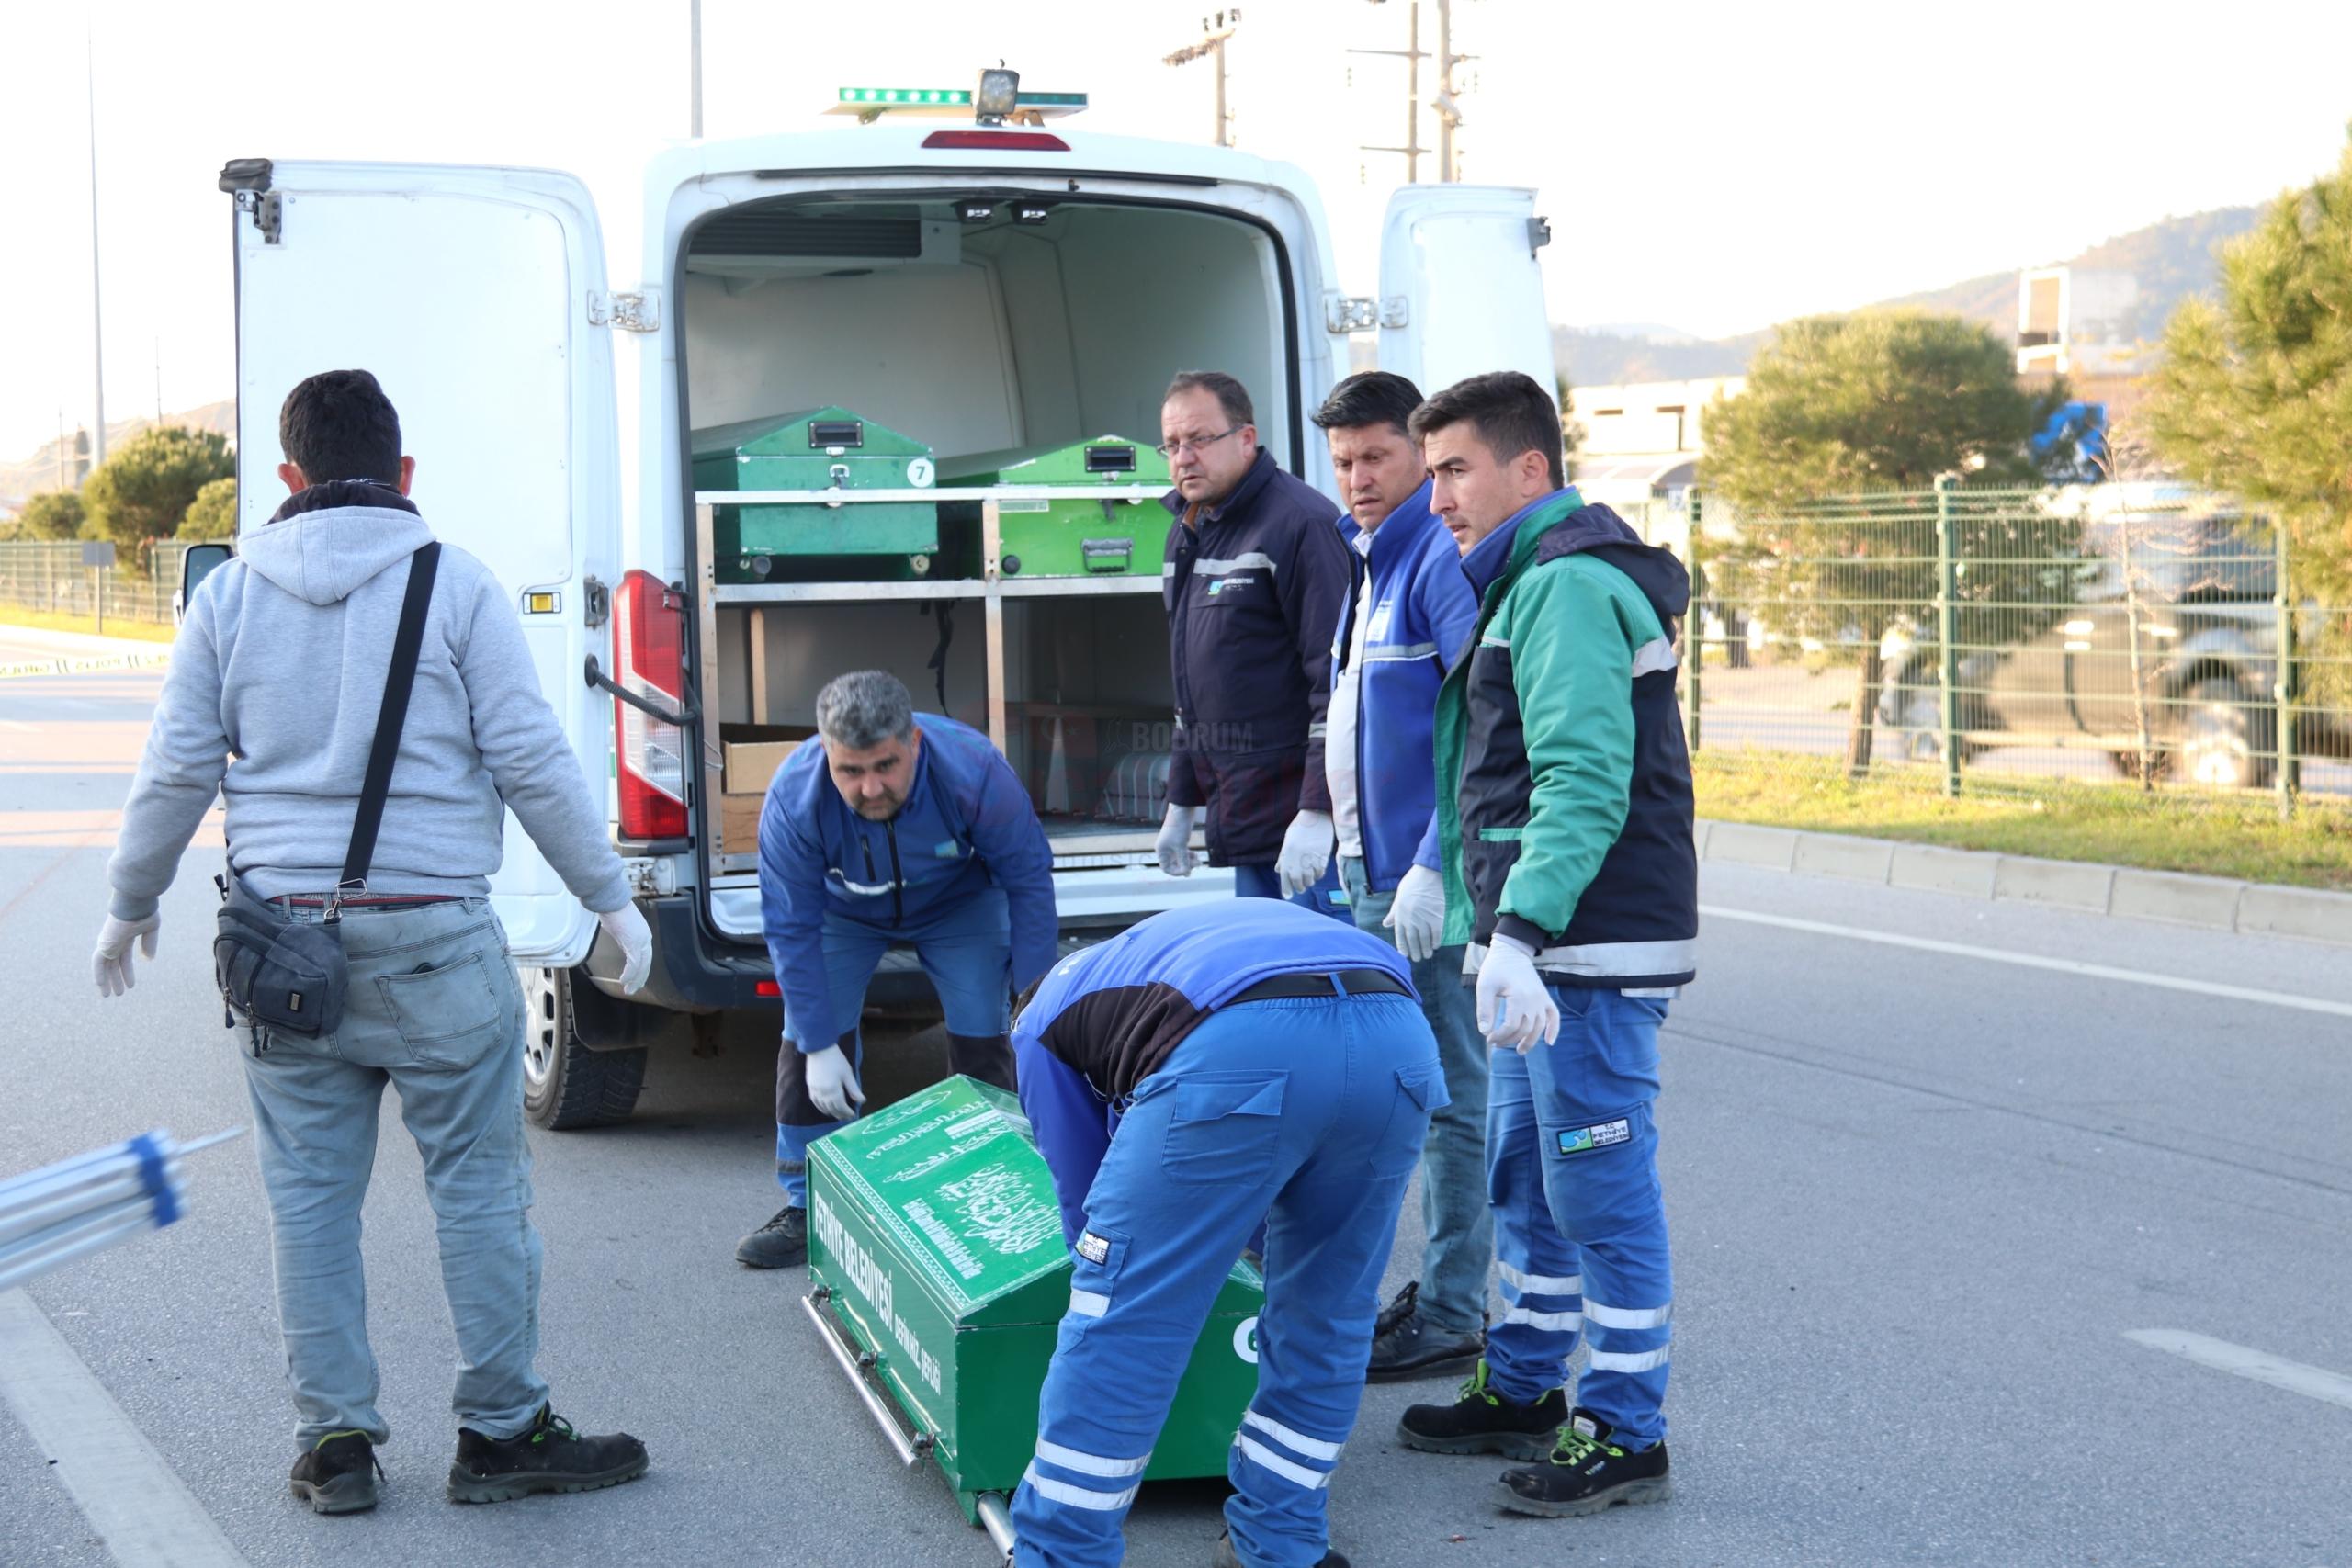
[
  {"x1": 1349, "y1": 2, "x2": 1425, "y2": 182},
  {"x1": 1163, "y1": 11, "x2": 1241, "y2": 148},
  {"x1": 154, "y1": 338, "x2": 164, "y2": 427},
  {"x1": 1431, "y1": 0, "x2": 1470, "y2": 182},
  {"x1": 688, "y1": 0, "x2": 702, "y2": 137},
  {"x1": 86, "y1": 29, "x2": 107, "y2": 468}
]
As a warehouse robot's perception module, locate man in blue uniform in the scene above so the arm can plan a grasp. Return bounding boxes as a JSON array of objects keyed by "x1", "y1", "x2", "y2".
[
  {"x1": 1011, "y1": 899, "x2": 1445, "y2": 1568},
  {"x1": 734, "y1": 670, "x2": 1057, "y2": 1269},
  {"x1": 1314, "y1": 371, "x2": 1490, "y2": 1381},
  {"x1": 1396, "y1": 372, "x2": 1696, "y2": 1518}
]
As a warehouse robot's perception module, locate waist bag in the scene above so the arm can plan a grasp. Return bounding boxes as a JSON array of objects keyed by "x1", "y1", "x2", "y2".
[{"x1": 212, "y1": 542, "x2": 441, "y2": 1038}]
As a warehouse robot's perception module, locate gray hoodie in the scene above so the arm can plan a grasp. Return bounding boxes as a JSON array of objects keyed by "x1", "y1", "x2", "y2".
[{"x1": 108, "y1": 491, "x2": 630, "y2": 920}]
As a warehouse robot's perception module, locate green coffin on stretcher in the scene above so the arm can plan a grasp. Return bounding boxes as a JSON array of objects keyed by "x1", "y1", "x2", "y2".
[
  {"x1": 944, "y1": 434, "x2": 1171, "y2": 579},
  {"x1": 692, "y1": 406, "x2": 939, "y2": 581},
  {"x1": 805, "y1": 1075, "x2": 1262, "y2": 1525}
]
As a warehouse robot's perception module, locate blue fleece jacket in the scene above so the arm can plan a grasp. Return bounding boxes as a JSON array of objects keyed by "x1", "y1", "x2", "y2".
[
  {"x1": 757, "y1": 715, "x2": 1057, "y2": 1049},
  {"x1": 1329, "y1": 480, "x2": 1481, "y2": 891}
]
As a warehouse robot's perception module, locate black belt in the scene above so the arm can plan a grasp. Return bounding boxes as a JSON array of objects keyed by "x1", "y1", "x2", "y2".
[{"x1": 1229, "y1": 968, "x2": 1412, "y2": 1004}]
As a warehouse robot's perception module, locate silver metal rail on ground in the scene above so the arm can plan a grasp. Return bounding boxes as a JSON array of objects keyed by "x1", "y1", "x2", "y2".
[
  {"x1": 799, "y1": 1286, "x2": 933, "y2": 1469},
  {"x1": 975, "y1": 1492, "x2": 1016, "y2": 1562}
]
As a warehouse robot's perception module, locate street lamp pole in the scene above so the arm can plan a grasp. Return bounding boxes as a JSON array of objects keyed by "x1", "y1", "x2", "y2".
[
  {"x1": 688, "y1": 0, "x2": 702, "y2": 137},
  {"x1": 86, "y1": 29, "x2": 107, "y2": 468}
]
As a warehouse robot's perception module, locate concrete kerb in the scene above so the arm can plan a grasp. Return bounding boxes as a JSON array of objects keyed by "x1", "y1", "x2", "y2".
[{"x1": 1699, "y1": 818, "x2": 2352, "y2": 947}]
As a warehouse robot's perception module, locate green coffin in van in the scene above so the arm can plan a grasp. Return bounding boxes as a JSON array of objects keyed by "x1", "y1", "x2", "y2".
[
  {"x1": 693, "y1": 406, "x2": 939, "y2": 579},
  {"x1": 944, "y1": 434, "x2": 1170, "y2": 579},
  {"x1": 805, "y1": 1074, "x2": 1263, "y2": 1525}
]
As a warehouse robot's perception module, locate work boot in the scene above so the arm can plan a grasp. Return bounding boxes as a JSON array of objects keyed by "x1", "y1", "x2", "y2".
[
  {"x1": 288, "y1": 1430, "x2": 382, "y2": 1515},
  {"x1": 1210, "y1": 1528, "x2": 1349, "y2": 1568},
  {"x1": 1364, "y1": 1280, "x2": 1484, "y2": 1382},
  {"x1": 735, "y1": 1204, "x2": 808, "y2": 1268},
  {"x1": 1396, "y1": 1359, "x2": 1566, "y2": 1460},
  {"x1": 1495, "y1": 1408, "x2": 1671, "y2": 1517},
  {"x1": 447, "y1": 1405, "x2": 649, "y2": 1504}
]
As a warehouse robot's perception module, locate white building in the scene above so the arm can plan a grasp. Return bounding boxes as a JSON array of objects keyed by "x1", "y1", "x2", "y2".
[
  {"x1": 2016, "y1": 265, "x2": 2143, "y2": 378},
  {"x1": 1569, "y1": 374, "x2": 1745, "y2": 527}
]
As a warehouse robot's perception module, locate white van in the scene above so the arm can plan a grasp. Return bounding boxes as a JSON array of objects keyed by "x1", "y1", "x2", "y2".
[{"x1": 215, "y1": 85, "x2": 1553, "y2": 1130}]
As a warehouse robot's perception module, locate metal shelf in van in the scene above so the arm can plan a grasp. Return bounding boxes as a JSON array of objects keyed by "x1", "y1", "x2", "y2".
[{"x1": 694, "y1": 494, "x2": 1183, "y2": 872}]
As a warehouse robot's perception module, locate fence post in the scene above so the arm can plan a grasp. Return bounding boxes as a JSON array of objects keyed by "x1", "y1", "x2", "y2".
[
  {"x1": 1934, "y1": 475, "x2": 1960, "y2": 799},
  {"x1": 1683, "y1": 486, "x2": 1703, "y2": 756},
  {"x1": 2276, "y1": 515, "x2": 2298, "y2": 818}
]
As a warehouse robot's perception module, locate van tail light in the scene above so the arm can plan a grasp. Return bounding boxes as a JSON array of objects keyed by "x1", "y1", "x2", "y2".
[
  {"x1": 613, "y1": 570, "x2": 690, "y2": 840},
  {"x1": 921, "y1": 130, "x2": 1070, "y2": 152}
]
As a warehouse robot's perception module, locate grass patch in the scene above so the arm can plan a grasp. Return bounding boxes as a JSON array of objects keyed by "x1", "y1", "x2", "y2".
[
  {"x1": 1695, "y1": 750, "x2": 2352, "y2": 890},
  {"x1": 0, "y1": 608, "x2": 175, "y2": 644}
]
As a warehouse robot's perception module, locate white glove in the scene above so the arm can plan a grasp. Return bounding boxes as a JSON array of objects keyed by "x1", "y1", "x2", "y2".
[
  {"x1": 1156, "y1": 804, "x2": 1200, "y2": 878},
  {"x1": 1476, "y1": 933, "x2": 1559, "y2": 1053},
  {"x1": 92, "y1": 913, "x2": 162, "y2": 998},
  {"x1": 1383, "y1": 864, "x2": 1447, "y2": 964},
  {"x1": 802, "y1": 1042, "x2": 867, "y2": 1121},
  {"x1": 596, "y1": 904, "x2": 654, "y2": 996},
  {"x1": 1275, "y1": 810, "x2": 1335, "y2": 899}
]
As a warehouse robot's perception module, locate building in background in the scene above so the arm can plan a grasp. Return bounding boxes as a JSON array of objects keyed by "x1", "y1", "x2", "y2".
[
  {"x1": 1569, "y1": 375, "x2": 1744, "y2": 545},
  {"x1": 2015, "y1": 265, "x2": 2154, "y2": 435}
]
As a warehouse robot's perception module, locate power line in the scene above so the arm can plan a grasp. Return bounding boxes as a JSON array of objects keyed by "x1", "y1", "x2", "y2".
[{"x1": 1163, "y1": 10, "x2": 1241, "y2": 148}]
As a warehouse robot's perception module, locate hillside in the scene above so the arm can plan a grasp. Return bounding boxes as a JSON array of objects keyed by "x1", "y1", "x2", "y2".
[
  {"x1": 1555, "y1": 204, "x2": 2260, "y2": 389},
  {"x1": 0, "y1": 400, "x2": 236, "y2": 509}
]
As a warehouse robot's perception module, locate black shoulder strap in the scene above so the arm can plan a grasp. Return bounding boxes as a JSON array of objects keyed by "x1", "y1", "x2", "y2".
[{"x1": 340, "y1": 543, "x2": 442, "y2": 891}]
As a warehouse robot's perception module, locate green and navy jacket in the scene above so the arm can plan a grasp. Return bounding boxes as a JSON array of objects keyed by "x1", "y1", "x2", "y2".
[{"x1": 1434, "y1": 490, "x2": 1699, "y2": 988}]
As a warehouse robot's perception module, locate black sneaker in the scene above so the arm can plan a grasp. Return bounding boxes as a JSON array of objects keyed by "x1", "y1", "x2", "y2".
[
  {"x1": 1210, "y1": 1528, "x2": 1349, "y2": 1567},
  {"x1": 1365, "y1": 1281, "x2": 1484, "y2": 1382},
  {"x1": 288, "y1": 1430, "x2": 382, "y2": 1515},
  {"x1": 447, "y1": 1405, "x2": 649, "y2": 1504},
  {"x1": 1496, "y1": 1408, "x2": 1671, "y2": 1517},
  {"x1": 1396, "y1": 1359, "x2": 1566, "y2": 1460},
  {"x1": 735, "y1": 1205, "x2": 808, "y2": 1269}
]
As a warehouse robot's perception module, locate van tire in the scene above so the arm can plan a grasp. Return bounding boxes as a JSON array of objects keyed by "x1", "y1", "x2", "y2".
[{"x1": 519, "y1": 964, "x2": 649, "y2": 1130}]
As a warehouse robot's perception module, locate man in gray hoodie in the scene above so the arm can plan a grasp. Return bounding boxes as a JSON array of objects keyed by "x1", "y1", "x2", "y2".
[{"x1": 90, "y1": 368, "x2": 655, "y2": 1516}]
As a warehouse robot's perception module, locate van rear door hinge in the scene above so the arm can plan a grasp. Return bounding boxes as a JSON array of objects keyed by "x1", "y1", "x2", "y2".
[
  {"x1": 588, "y1": 289, "x2": 662, "y2": 332},
  {"x1": 1324, "y1": 295, "x2": 1408, "y2": 333}
]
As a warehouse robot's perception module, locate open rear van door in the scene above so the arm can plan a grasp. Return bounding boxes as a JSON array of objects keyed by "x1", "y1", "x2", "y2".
[
  {"x1": 223, "y1": 158, "x2": 618, "y2": 964},
  {"x1": 1376, "y1": 185, "x2": 1555, "y2": 399}
]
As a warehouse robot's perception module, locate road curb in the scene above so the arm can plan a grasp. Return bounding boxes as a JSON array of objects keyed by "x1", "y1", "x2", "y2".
[
  {"x1": 0, "y1": 650, "x2": 171, "y2": 681},
  {"x1": 1699, "y1": 818, "x2": 2352, "y2": 947}
]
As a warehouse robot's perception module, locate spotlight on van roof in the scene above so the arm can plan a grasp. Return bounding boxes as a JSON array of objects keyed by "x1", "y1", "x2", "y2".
[{"x1": 976, "y1": 68, "x2": 1021, "y2": 125}]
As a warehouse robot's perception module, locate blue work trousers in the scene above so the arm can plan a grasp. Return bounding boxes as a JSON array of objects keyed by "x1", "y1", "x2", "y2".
[
  {"x1": 775, "y1": 891, "x2": 1013, "y2": 1206},
  {"x1": 1483, "y1": 986, "x2": 1673, "y2": 1450},
  {"x1": 1011, "y1": 992, "x2": 1444, "y2": 1568},
  {"x1": 1231, "y1": 860, "x2": 1350, "y2": 924},
  {"x1": 1336, "y1": 857, "x2": 1490, "y2": 1336}
]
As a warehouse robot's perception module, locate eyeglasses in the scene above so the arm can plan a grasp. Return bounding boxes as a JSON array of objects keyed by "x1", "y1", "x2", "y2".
[{"x1": 1156, "y1": 427, "x2": 1242, "y2": 459}]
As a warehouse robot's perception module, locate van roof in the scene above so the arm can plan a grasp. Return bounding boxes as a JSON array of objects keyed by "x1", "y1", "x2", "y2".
[{"x1": 648, "y1": 122, "x2": 1311, "y2": 197}]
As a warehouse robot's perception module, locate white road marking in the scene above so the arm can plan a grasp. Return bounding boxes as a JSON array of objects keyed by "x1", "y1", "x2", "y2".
[
  {"x1": 2125, "y1": 1328, "x2": 2352, "y2": 1412},
  {"x1": 1700, "y1": 905, "x2": 2352, "y2": 1021},
  {"x1": 0, "y1": 1289, "x2": 250, "y2": 1567}
]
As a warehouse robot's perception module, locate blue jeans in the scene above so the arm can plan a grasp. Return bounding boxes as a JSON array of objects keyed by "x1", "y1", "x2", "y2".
[
  {"x1": 239, "y1": 897, "x2": 548, "y2": 1447},
  {"x1": 1231, "y1": 859, "x2": 1350, "y2": 923},
  {"x1": 1337, "y1": 857, "x2": 1491, "y2": 1336},
  {"x1": 1012, "y1": 992, "x2": 1444, "y2": 1568},
  {"x1": 1483, "y1": 985, "x2": 1672, "y2": 1449},
  {"x1": 775, "y1": 890, "x2": 1014, "y2": 1205}
]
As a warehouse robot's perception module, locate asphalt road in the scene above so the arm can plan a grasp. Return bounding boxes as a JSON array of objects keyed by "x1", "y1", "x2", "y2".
[{"x1": 3, "y1": 660, "x2": 2348, "y2": 1568}]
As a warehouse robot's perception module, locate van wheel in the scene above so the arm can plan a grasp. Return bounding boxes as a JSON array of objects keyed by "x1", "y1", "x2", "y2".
[
  {"x1": 2176, "y1": 676, "x2": 2274, "y2": 791},
  {"x1": 518, "y1": 964, "x2": 648, "y2": 1130}
]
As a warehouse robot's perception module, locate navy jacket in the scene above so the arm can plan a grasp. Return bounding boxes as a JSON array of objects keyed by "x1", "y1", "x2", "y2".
[
  {"x1": 1329, "y1": 480, "x2": 1481, "y2": 893},
  {"x1": 758, "y1": 715, "x2": 1057, "y2": 1047},
  {"x1": 1162, "y1": 448, "x2": 1355, "y2": 866},
  {"x1": 1013, "y1": 898, "x2": 1414, "y2": 1247}
]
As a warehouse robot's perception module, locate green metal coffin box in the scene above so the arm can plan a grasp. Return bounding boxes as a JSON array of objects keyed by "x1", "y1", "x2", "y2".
[
  {"x1": 944, "y1": 434, "x2": 1171, "y2": 579},
  {"x1": 692, "y1": 406, "x2": 938, "y2": 581},
  {"x1": 805, "y1": 1075, "x2": 1263, "y2": 1525}
]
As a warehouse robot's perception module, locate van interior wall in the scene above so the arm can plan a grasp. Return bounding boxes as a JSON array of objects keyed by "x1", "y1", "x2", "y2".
[
  {"x1": 682, "y1": 200, "x2": 1287, "y2": 468},
  {"x1": 1001, "y1": 596, "x2": 1175, "y2": 826},
  {"x1": 717, "y1": 601, "x2": 989, "y2": 732}
]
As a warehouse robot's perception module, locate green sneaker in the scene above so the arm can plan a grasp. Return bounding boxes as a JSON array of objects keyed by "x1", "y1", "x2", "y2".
[{"x1": 1395, "y1": 1359, "x2": 1566, "y2": 1460}]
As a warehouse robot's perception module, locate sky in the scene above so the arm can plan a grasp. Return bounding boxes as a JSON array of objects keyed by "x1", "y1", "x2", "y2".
[{"x1": 4, "y1": 0, "x2": 2349, "y2": 470}]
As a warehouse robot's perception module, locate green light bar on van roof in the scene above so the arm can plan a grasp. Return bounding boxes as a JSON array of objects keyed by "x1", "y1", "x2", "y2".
[{"x1": 831, "y1": 88, "x2": 1090, "y2": 119}]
